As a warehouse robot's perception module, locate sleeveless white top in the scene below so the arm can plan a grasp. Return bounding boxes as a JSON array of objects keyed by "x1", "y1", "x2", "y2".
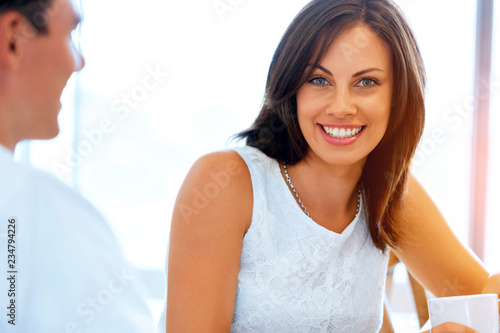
[
  {"x1": 156, "y1": 146, "x2": 389, "y2": 333},
  {"x1": 230, "y1": 146, "x2": 389, "y2": 332}
]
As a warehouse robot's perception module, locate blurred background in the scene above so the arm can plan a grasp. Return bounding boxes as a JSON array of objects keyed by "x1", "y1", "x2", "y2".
[{"x1": 13, "y1": 0, "x2": 499, "y2": 330}]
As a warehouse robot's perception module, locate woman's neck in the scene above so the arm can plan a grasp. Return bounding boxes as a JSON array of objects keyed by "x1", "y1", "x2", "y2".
[{"x1": 281, "y1": 153, "x2": 365, "y2": 231}]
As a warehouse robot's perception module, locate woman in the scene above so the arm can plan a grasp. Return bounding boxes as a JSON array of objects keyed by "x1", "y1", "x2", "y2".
[{"x1": 160, "y1": 0, "x2": 499, "y2": 331}]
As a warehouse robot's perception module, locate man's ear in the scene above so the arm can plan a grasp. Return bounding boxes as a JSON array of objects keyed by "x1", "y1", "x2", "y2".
[{"x1": 0, "y1": 12, "x2": 36, "y2": 71}]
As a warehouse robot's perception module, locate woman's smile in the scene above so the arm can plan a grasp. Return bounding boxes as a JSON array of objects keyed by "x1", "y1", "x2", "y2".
[{"x1": 319, "y1": 124, "x2": 366, "y2": 145}]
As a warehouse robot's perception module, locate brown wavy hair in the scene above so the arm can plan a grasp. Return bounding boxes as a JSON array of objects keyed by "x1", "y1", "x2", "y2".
[{"x1": 236, "y1": 0, "x2": 426, "y2": 251}]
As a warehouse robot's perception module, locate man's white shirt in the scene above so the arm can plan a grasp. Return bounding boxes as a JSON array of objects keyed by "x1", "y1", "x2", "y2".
[{"x1": 0, "y1": 145, "x2": 153, "y2": 332}]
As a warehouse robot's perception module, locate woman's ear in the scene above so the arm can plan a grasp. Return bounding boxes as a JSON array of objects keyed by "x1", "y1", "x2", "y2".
[{"x1": 0, "y1": 11, "x2": 35, "y2": 71}]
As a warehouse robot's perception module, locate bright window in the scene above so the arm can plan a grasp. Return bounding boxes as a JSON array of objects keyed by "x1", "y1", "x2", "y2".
[{"x1": 486, "y1": 0, "x2": 500, "y2": 272}]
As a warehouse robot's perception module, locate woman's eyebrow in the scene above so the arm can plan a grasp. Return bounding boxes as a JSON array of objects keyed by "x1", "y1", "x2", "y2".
[
  {"x1": 307, "y1": 64, "x2": 333, "y2": 76},
  {"x1": 352, "y1": 68, "x2": 384, "y2": 78},
  {"x1": 307, "y1": 65, "x2": 384, "y2": 78}
]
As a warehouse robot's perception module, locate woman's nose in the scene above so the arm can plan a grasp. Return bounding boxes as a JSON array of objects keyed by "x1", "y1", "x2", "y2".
[{"x1": 326, "y1": 87, "x2": 357, "y2": 118}]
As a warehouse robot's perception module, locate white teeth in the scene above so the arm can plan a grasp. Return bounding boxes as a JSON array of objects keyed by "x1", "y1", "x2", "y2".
[{"x1": 322, "y1": 126, "x2": 362, "y2": 139}]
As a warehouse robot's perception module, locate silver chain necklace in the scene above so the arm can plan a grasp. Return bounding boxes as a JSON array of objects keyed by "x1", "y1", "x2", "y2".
[{"x1": 282, "y1": 161, "x2": 361, "y2": 219}]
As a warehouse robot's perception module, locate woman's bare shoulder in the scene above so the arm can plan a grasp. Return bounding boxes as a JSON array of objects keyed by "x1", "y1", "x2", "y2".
[
  {"x1": 167, "y1": 149, "x2": 253, "y2": 330},
  {"x1": 173, "y1": 149, "x2": 253, "y2": 232},
  {"x1": 191, "y1": 149, "x2": 250, "y2": 181}
]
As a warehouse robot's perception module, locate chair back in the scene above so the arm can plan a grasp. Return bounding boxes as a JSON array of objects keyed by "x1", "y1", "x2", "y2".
[{"x1": 380, "y1": 251, "x2": 429, "y2": 332}]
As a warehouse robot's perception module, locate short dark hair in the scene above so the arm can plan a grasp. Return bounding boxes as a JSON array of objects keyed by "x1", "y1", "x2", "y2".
[
  {"x1": 0, "y1": 0, "x2": 54, "y2": 33},
  {"x1": 237, "y1": 0, "x2": 426, "y2": 251}
]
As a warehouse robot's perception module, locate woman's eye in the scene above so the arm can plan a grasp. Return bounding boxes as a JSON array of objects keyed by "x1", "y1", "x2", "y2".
[
  {"x1": 310, "y1": 77, "x2": 329, "y2": 86},
  {"x1": 358, "y1": 78, "x2": 377, "y2": 87}
]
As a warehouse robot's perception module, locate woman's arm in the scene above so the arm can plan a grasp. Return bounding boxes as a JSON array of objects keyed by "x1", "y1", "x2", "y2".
[
  {"x1": 392, "y1": 174, "x2": 490, "y2": 298},
  {"x1": 166, "y1": 151, "x2": 253, "y2": 332},
  {"x1": 395, "y1": 175, "x2": 500, "y2": 332}
]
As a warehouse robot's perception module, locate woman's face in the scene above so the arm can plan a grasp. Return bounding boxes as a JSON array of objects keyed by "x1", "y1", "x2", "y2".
[{"x1": 296, "y1": 24, "x2": 393, "y2": 169}]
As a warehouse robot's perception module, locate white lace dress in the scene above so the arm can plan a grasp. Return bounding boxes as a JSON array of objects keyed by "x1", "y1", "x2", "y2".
[
  {"x1": 230, "y1": 146, "x2": 389, "y2": 332},
  {"x1": 157, "y1": 146, "x2": 389, "y2": 333}
]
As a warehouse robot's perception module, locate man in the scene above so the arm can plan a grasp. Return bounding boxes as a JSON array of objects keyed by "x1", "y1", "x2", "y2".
[{"x1": 0, "y1": 0, "x2": 153, "y2": 331}]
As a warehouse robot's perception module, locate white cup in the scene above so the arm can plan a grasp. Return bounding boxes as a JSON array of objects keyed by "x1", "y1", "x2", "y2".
[{"x1": 428, "y1": 293, "x2": 499, "y2": 333}]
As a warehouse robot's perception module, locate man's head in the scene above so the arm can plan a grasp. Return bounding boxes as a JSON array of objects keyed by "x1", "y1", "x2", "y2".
[{"x1": 0, "y1": 0, "x2": 84, "y2": 150}]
